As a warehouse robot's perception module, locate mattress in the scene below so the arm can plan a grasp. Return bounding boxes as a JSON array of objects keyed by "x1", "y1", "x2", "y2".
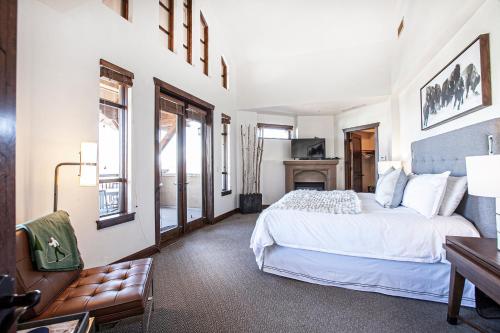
[
  {"x1": 262, "y1": 245, "x2": 476, "y2": 307},
  {"x1": 251, "y1": 193, "x2": 480, "y2": 268}
]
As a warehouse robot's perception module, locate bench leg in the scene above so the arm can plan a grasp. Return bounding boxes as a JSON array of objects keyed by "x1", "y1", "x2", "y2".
[{"x1": 447, "y1": 264, "x2": 465, "y2": 325}]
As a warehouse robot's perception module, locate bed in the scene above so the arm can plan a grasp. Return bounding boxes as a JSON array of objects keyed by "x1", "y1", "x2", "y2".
[{"x1": 250, "y1": 118, "x2": 500, "y2": 307}]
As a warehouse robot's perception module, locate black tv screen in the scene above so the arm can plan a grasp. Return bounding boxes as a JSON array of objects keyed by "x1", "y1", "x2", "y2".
[{"x1": 291, "y1": 138, "x2": 325, "y2": 159}]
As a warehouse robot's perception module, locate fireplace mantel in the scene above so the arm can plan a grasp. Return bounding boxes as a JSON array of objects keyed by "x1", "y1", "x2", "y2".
[{"x1": 283, "y1": 160, "x2": 339, "y2": 192}]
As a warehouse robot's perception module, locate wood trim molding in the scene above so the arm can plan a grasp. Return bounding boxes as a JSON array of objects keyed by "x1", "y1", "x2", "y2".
[
  {"x1": 342, "y1": 122, "x2": 380, "y2": 133},
  {"x1": 100, "y1": 59, "x2": 134, "y2": 79},
  {"x1": 257, "y1": 123, "x2": 293, "y2": 131},
  {"x1": 153, "y1": 77, "x2": 214, "y2": 110},
  {"x1": 96, "y1": 212, "x2": 136, "y2": 230},
  {"x1": 0, "y1": 0, "x2": 17, "y2": 283},
  {"x1": 112, "y1": 245, "x2": 159, "y2": 264},
  {"x1": 213, "y1": 208, "x2": 239, "y2": 223}
]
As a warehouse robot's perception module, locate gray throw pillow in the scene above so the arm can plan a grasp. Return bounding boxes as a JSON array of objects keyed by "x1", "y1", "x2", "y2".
[{"x1": 375, "y1": 168, "x2": 408, "y2": 208}]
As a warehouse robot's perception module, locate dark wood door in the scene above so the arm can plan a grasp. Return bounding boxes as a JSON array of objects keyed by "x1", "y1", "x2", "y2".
[
  {"x1": 0, "y1": 0, "x2": 17, "y2": 331},
  {"x1": 154, "y1": 81, "x2": 214, "y2": 247},
  {"x1": 351, "y1": 134, "x2": 363, "y2": 192}
]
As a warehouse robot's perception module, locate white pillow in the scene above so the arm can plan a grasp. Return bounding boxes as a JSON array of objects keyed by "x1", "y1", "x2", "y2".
[
  {"x1": 401, "y1": 171, "x2": 450, "y2": 218},
  {"x1": 439, "y1": 176, "x2": 467, "y2": 216},
  {"x1": 375, "y1": 168, "x2": 408, "y2": 208}
]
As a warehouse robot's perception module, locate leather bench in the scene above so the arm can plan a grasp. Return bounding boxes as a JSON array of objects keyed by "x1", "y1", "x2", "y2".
[{"x1": 15, "y1": 229, "x2": 154, "y2": 328}]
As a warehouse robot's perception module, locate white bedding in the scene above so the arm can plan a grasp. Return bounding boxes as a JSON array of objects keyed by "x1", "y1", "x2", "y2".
[{"x1": 250, "y1": 193, "x2": 480, "y2": 268}]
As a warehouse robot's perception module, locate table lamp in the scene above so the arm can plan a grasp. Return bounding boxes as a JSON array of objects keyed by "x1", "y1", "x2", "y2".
[{"x1": 465, "y1": 154, "x2": 500, "y2": 250}]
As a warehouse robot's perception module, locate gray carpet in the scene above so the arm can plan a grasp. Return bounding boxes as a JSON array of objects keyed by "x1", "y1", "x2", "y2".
[{"x1": 105, "y1": 213, "x2": 500, "y2": 333}]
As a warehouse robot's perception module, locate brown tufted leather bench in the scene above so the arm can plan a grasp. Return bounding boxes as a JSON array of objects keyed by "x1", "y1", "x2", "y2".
[{"x1": 15, "y1": 229, "x2": 154, "y2": 327}]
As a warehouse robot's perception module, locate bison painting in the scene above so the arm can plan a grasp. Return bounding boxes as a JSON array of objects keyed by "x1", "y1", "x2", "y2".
[{"x1": 421, "y1": 34, "x2": 490, "y2": 130}]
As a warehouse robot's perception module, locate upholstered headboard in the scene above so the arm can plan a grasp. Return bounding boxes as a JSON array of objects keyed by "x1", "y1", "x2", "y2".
[{"x1": 411, "y1": 118, "x2": 500, "y2": 238}]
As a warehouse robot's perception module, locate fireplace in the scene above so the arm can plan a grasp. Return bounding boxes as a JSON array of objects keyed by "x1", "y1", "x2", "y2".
[
  {"x1": 283, "y1": 160, "x2": 338, "y2": 193},
  {"x1": 294, "y1": 182, "x2": 325, "y2": 191}
]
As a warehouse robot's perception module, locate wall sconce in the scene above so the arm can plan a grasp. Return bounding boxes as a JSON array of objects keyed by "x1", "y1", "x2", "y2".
[{"x1": 53, "y1": 142, "x2": 97, "y2": 212}]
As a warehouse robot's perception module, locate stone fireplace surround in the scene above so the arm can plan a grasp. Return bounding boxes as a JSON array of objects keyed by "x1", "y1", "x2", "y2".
[{"x1": 283, "y1": 160, "x2": 339, "y2": 193}]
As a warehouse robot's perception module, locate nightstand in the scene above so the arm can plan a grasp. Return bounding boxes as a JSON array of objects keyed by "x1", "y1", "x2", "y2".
[{"x1": 444, "y1": 236, "x2": 500, "y2": 325}]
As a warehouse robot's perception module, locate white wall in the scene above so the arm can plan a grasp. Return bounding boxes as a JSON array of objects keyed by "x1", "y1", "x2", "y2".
[
  {"x1": 296, "y1": 116, "x2": 335, "y2": 157},
  {"x1": 333, "y1": 100, "x2": 392, "y2": 189},
  {"x1": 397, "y1": 0, "x2": 500, "y2": 165},
  {"x1": 16, "y1": 0, "x2": 238, "y2": 268}
]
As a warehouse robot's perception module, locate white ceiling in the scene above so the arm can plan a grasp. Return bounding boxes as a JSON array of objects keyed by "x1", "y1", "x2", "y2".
[{"x1": 212, "y1": 0, "x2": 486, "y2": 115}]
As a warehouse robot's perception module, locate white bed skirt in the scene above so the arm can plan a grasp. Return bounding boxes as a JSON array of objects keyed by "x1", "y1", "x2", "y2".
[{"x1": 262, "y1": 245, "x2": 475, "y2": 307}]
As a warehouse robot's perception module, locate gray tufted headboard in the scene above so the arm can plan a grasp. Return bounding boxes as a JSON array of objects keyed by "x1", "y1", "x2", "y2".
[{"x1": 411, "y1": 118, "x2": 500, "y2": 238}]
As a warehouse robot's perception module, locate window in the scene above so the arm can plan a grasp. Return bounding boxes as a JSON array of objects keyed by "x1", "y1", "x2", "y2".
[
  {"x1": 103, "y1": 0, "x2": 129, "y2": 20},
  {"x1": 221, "y1": 114, "x2": 231, "y2": 195},
  {"x1": 98, "y1": 60, "x2": 135, "y2": 228},
  {"x1": 257, "y1": 123, "x2": 293, "y2": 139},
  {"x1": 221, "y1": 57, "x2": 228, "y2": 89},
  {"x1": 183, "y1": 0, "x2": 192, "y2": 63},
  {"x1": 200, "y1": 12, "x2": 209, "y2": 75},
  {"x1": 159, "y1": 0, "x2": 174, "y2": 51}
]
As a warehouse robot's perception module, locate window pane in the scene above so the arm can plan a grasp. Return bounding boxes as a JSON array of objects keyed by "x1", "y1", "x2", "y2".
[
  {"x1": 159, "y1": 110, "x2": 178, "y2": 230},
  {"x1": 183, "y1": 26, "x2": 188, "y2": 45},
  {"x1": 100, "y1": 78, "x2": 122, "y2": 104},
  {"x1": 160, "y1": 111, "x2": 178, "y2": 174},
  {"x1": 159, "y1": 7, "x2": 169, "y2": 31},
  {"x1": 99, "y1": 182, "x2": 124, "y2": 216},
  {"x1": 262, "y1": 128, "x2": 290, "y2": 139},
  {"x1": 221, "y1": 122, "x2": 230, "y2": 191},
  {"x1": 186, "y1": 119, "x2": 203, "y2": 222},
  {"x1": 99, "y1": 104, "x2": 121, "y2": 176}
]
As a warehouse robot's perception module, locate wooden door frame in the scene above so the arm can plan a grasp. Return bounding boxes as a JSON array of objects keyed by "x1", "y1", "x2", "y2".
[
  {"x1": 0, "y1": 0, "x2": 17, "y2": 331},
  {"x1": 153, "y1": 78, "x2": 214, "y2": 247},
  {"x1": 343, "y1": 122, "x2": 379, "y2": 190}
]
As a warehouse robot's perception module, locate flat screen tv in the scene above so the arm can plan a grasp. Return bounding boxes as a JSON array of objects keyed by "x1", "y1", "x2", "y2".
[{"x1": 291, "y1": 138, "x2": 325, "y2": 159}]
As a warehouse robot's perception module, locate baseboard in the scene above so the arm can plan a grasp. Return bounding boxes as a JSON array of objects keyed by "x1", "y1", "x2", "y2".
[
  {"x1": 214, "y1": 208, "x2": 239, "y2": 223},
  {"x1": 113, "y1": 245, "x2": 159, "y2": 264}
]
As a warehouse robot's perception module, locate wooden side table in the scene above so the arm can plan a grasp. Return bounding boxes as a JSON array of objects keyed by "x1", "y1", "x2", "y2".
[{"x1": 444, "y1": 236, "x2": 500, "y2": 325}]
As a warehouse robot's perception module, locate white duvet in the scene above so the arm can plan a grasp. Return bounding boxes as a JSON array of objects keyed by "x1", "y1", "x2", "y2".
[{"x1": 250, "y1": 193, "x2": 480, "y2": 268}]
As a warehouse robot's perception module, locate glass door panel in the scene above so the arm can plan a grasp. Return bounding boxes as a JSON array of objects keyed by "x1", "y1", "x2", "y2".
[
  {"x1": 185, "y1": 118, "x2": 203, "y2": 222},
  {"x1": 159, "y1": 110, "x2": 179, "y2": 232}
]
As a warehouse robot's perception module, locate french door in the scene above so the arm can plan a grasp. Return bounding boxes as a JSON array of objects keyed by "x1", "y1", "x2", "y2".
[{"x1": 154, "y1": 79, "x2": 214, "y2": 245}]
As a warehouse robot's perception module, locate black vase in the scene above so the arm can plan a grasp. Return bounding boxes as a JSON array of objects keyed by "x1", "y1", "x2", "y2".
[{"x1": 239, "y1": 193, "x2": 263, "y2": 214}]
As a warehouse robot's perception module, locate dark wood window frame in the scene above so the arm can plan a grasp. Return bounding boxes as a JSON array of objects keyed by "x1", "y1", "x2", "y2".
[
  {"x1": 200, "y1": 12, "x2": 209, "y2": 75},
  {"x1": 97, "y1": 59, "x2": 135, "y2": 230},
  {"x1": 221, "y1": 57, "x2": 228, "y2": 89},
  {"x1": 159, "y1": 0, "x2": 174, "y2": 51},
  {"x1": 342, "y1": 122, "x2": 380, "y2": 191},
  {"x1": 183, "y1": 0, "x2": 193, "y2": 64},
  {"x1": 221, "y1": 113, "x2": 231, "y2": 195},
  {"x1": 257, "y1": 123, "x2": 294, "y2": 140},
  {"x1": 154, "y1": 77, "x2": 215, "y2": 247}
]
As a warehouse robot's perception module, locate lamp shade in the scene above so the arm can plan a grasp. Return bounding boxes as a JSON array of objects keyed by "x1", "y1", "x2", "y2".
[
  {"x1": 465, "y1": 155, "x2": 500, "y2": 198},
  {"x1": 81, "y1": 142, "x2": 97, "y2": 164},
  {"x1": 80, "y1": 142, "x2": 97, "y2": 186},
  {"x1": 80, "y1": 165, "x2": 97, "y2": 186},
  {"x1": 378, "y1": 161, "x2": 402, "y2": 174}
]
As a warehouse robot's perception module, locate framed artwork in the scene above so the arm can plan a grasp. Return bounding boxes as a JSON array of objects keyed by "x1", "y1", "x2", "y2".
[{"x1": 420, "y1": 34, "x2": 491, "y2": 130}]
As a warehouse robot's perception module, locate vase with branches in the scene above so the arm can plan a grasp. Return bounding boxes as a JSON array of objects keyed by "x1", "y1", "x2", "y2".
[{"x1": 240, "y1": 124, "x2": 264, "y2": 213}]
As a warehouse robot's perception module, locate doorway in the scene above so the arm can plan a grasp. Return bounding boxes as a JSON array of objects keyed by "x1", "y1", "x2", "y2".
[
  {"x1": 343, "y1": 123, "x2": 379, "y2": 192},
  {"x1": 154, "y1": 78, "x2": 214, "y2": 246}
]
